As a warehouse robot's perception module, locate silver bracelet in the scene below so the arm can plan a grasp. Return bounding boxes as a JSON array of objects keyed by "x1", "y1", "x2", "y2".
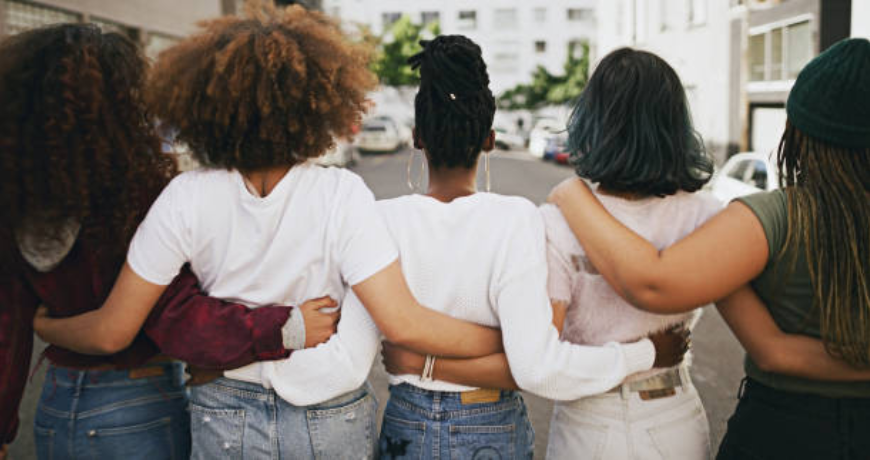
[{"x1": 420, "y1": 355, "x2": 436, "y2": 382}]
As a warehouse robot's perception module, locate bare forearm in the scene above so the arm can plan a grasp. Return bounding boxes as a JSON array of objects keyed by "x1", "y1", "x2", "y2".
[
  {"x1": 396, "y1": 307, "x2": 503, "y2": 358},
  {"x1": 434, "y1": 353, "x2": 518, "y2": 390},
  {"x1": 550, "y1": 180, "x2": 767, "y2": 312},
  {"x1": 37, "y1": 310, "x2": 121, "y2": 355},
  {"x1": 717, "y1": 287, "x2": 870, "y2": 381}
]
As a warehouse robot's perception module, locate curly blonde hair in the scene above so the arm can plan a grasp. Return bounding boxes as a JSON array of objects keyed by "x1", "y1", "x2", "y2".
[{"x1": 147, "y1": 2, "x2": 377, "y2": 172}]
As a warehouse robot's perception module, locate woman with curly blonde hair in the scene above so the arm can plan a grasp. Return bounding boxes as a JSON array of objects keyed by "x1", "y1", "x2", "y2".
[{"x1": 34, "y1": 4, "x2": 508, "y2": 458}]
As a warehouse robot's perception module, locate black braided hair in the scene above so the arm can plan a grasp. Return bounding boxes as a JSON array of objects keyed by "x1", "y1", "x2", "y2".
[{"x1": 409, "y1": 35, "x2": 495, "y2": 169}]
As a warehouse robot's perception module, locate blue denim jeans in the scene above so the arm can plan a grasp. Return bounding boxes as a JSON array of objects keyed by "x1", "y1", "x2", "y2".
[
  {"x1": 34, "y1": 362, "x2": 190, "y2": 460},
  {"x1": 378, "y1": 383, "x2": 535, "y2": 460},
  {"x1": 188, "y1": 377, "x2": 378, "y2": 459}
]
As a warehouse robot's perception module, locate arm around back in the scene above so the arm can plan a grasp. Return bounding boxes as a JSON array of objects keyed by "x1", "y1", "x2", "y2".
[{"x1": 549, "y1": 179, "x2": 769, "y2": 313}]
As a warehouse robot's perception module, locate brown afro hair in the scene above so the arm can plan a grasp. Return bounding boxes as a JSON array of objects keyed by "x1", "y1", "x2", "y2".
[
  {"x1": 147, "y1": 2, "x2": 377, "y2": 172},
  {"x1": 0, "y1": 24, "x2": 176, "y2": 274}
]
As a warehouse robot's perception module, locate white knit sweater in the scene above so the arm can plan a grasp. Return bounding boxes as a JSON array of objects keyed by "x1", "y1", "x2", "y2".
[{"x1": 381, "y1": 193, "x2": 656, "y2": 400}]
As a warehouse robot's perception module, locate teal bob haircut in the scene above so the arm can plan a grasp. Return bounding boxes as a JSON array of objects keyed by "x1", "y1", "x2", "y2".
[{"x1": 567, "y1": 48, "x2": 713, "y2": 197}]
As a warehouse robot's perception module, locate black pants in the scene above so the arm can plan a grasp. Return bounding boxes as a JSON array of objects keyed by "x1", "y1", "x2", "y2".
[{"x1": 716, "y1": 378, "x2": 870, "y2": 460}]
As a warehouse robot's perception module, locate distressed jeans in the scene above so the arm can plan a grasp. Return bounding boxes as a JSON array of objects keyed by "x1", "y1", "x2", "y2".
[
  {"x1": 378, "y1": 383, "x2": 534, "y2": 460},
  {"x1": 189, "y1": 377, "x2": 377, "y2": 459},
  {"x1": 34, "y1": 362, "x2": 190, "y2": 460}
]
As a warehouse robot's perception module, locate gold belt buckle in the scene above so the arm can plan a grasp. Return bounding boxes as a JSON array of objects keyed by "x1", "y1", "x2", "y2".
[
  {"x1": 460, "y1": 388, "x2": 501, "y2": 405},
  {"x1": 638, "y1": 388, "x2": 677, "y2": 400}
]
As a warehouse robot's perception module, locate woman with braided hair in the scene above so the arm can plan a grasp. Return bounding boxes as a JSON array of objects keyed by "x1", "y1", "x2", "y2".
[{"x1": 548, "y1": 38, "x2": 870, "y2": 459}]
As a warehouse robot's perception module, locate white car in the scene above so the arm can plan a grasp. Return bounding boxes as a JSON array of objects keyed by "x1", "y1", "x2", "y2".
[
  {"x1": 493, "y1": 126, "x2": 526, "y2": 150},
  {"x1": 316, "y1": 140, "x2": 357, "y2": 168},
  {"x1": 710, "y1": 152, "x2": 778, "y2": 203},
  {"x1": 528, "y1": 118, "x2": 564, "y2": 158},
  {"x1": 355, "y1": 116, "x2": 406, "y2": 153}
]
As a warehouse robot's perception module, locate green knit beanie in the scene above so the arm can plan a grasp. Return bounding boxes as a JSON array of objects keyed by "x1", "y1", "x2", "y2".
[{"x1": 786, "y1": 38, "x2": 870, "y2": 149}]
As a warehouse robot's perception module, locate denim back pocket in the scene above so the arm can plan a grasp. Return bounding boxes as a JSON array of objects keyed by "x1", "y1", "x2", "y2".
[
  {"x1": 85, "y1": 416, "x2": 176, "y2": 460},
  {"x1": 34, "y1": 424, "x2": 55, "y2": 460},
  {"x1": 379, "y1": 415, "x2": 426, "y2": 460},
  {"x1": 189, "y1": 406, "x2": 245, "y2": 460},
  {"x1": 449, "y1": 424, "x2": 516, "y2": 460},
  {"x1": 307, "y1": 390, "x2": 377, "y2": 460}
]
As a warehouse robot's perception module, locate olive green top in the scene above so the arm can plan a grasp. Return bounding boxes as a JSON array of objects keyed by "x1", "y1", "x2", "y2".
[{"x1": 737, "y1": 190, "x2": 870, "y2": 398}]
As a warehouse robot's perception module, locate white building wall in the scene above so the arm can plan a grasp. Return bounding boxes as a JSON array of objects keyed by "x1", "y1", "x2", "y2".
[
  {"x1": 853, "y1": 0, "x2": 870, "y2": 38},
  {"x1": 323, "y1": 0, "x2": 597, "y2": 95},
  {"x1": 596, "y1": 0, "x2": 735, "y2": 162}
]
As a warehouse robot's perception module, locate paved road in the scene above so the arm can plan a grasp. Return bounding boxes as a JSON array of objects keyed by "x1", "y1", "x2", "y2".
[{"x1": 10, "y1": 148, "x2": 745, "y2": 459}]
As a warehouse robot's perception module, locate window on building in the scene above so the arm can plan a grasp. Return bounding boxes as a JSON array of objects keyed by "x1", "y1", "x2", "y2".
[
  {"x1": 534, "y1": 7, "x2": 546, "y2": 23},
  {"x1": 749, "y1": 33, "x2": 766, "y2": 81},
  {"x1": 568, "y1": 39, "x2": 586, "y2": 59},
  {"x1": 491, "y1": 42, "x2": 520, "y2": 71},
  {"x1": 458, "y1": 10, "x2": 476, "y2": 30},
  {"x1": 749, "y1": 20, "x2": 812, "y2": 82},
  {"x1": 382, "y1": 12, "x2": 401, "y2": 30},
  {"x1": 145, "y1": 32, "x2": 179, "y2": 60},
  {"x1": 567, "y1": 8, "x2": 593, "y2": 21},
  {"x1": 2, "y1": 0, "x2": 80, "y2": 36},
  {"x1": 689, "y1": 0, "x2": 707, "y2": 25},
  {"x1": 493, "y1": 8, "x2": 518, "y2": 28},
  {"x1": 786, "y1": 21, "x2": 812, "y2": 79},
  {"x1": 535, "y1": 41, "x2": 546, "y2": 54},
  {"x1": 661, "y1": 0, "x2": 685, "y2": 31},
  {"x1": 421, "y1": 11, "x2": 439, "y2": 26}
]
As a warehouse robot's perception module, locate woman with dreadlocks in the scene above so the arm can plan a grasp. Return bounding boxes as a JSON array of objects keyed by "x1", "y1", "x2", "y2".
[
  {"x1": 548, "y1": 38, "x2": 870, "y2": 459},
  {"x1": 371, "y1": 35, "x2": 696, "y2": 460}
]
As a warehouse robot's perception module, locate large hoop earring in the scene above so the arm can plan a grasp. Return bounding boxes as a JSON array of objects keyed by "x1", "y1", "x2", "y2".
[
  {"x1": 407, "y1": 151, "x2": 426, "y2": 192},
  {"x1": 484, "y1": 151, "x2": 491, "y2": 193}
]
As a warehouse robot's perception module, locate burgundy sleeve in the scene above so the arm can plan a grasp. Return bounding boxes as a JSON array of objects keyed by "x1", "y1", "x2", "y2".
[
  {"x1": 143, "y1": 265, "x2": 294, "y2": 370},
  {"x1": 0, "y1": 275, "x2": 39, "y2": 444}
]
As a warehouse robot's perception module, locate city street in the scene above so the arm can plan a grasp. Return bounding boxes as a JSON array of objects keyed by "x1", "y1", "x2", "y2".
[{"x1": 11, "y1": 148, "x2": 746, "y2": 459}]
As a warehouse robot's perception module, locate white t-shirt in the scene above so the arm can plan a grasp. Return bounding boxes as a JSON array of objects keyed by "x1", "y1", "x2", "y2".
[
  {"x1": 379, "y1": 193, "x2": 656, "y2": 400},
  {"x1": 127, "y1": 163, "x2": 397, "y2": 405},
  {"x1": 542, "y1": 188, "x2": 724, "y2": 382}
]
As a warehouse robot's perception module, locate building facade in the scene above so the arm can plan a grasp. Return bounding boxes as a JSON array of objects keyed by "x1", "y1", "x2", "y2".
[
  {"x1": 322, "y1": 0, "x2": 598, "y2": 95},
  {"x1": 0, "y1": 0, "x2": 233, "y2": 57},
  {"x1": 597, "y1": 0, "x2": 853, "y2": 163}
]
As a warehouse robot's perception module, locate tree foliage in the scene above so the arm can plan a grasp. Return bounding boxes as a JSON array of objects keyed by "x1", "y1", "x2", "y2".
[
  {"x1": 498, "y1": 41, "x2": 590, "y2": 110},
  {"x1": 371, "y1": 15, "x2": 440, "y2": 86}
]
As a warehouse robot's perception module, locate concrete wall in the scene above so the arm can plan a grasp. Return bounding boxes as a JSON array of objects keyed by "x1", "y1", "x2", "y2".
[{"x1": 34, "y1": 0, "x2": 222, "y2": 36}]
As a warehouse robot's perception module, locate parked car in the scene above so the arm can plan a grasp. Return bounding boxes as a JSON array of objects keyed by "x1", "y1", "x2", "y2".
[
  {"x1": 355, "y1": 116, "x2": 406, "y2": 153},
  {"x1": 528, "y1": 118, "x2": 564, "y2": 158},
  {"x1": 543, "y1": 134, "x2": 568, "y2": 161},
  {"x1": 493, "y1": 126, "x2": 526, "y2": 150},
  {"x1": 709, "y1": 152, "x2": 778, "y2": 203},
  {"x1": 316, "y1": 140, "x2": 357, "y2": 167}
]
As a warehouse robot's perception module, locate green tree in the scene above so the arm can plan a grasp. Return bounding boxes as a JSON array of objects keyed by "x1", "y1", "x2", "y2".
[
  {"x1": 498, "y1": 41, "x2": 590, "y2": 110},
  {"x1": 371, "y1": 15, "x2": 440, "y2": 86}
]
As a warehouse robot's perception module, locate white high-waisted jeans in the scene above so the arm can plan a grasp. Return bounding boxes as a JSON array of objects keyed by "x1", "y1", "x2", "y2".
[{"x1": 546, "y1": 372, "x2": 710, "y2": 460}]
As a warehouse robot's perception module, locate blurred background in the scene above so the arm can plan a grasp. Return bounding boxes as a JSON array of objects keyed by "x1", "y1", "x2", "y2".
[{"x1": 2, "y1": 0, "x2": 868, "y2": 458}]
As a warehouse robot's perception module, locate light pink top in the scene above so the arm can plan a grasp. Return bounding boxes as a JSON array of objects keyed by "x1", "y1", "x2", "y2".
[{"x1": 541, "y1": 187, "x2": 723, "y2": 382}]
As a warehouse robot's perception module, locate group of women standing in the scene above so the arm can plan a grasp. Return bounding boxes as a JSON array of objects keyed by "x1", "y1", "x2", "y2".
[{"x1": 0, "y1": 2, "x2": 867, "y2": 459}]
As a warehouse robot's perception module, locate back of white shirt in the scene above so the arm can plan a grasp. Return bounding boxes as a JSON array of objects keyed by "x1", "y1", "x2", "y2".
[
  {"x1": 127, "y1": 163, "x2": 397, "y2": 404},
  {"x1": 379, "y1": 193, "x2": 656, "y2": 399}
]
